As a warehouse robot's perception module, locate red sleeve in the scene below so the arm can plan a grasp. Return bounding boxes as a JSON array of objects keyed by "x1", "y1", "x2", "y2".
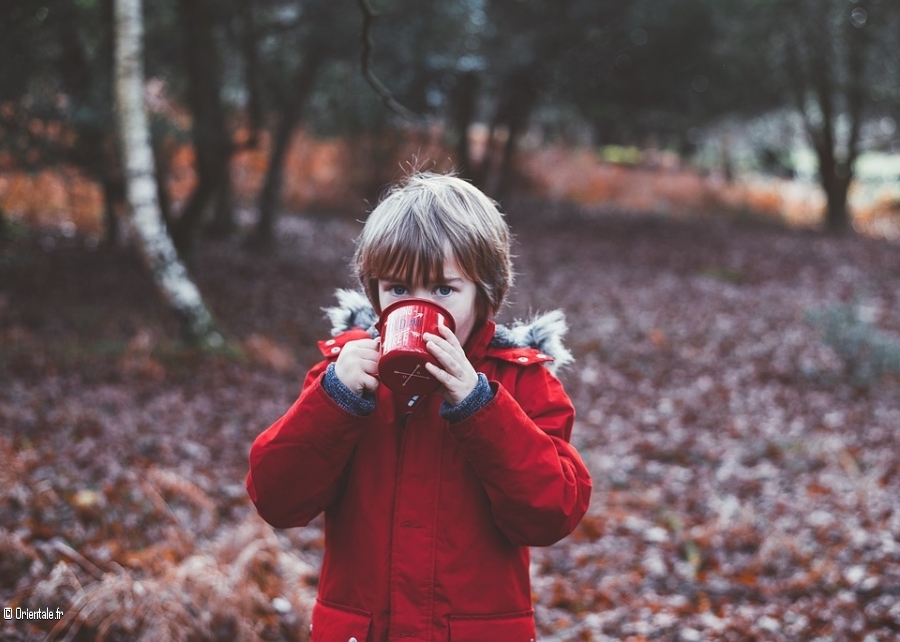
[
  {"x1": 448, "y1": 365, "x2": 592, "y2": 546},
  {"x1": 246, "y1": 360, "x2": 370, "y2": 528}
]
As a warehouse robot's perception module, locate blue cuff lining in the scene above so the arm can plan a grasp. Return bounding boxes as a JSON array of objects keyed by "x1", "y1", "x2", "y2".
[
  {"x1": 323, "y1": 362, "x2": 376, "y2": 416},
  {"x1": 440, "y1": 373, "x2": 493, "y2": 424}
]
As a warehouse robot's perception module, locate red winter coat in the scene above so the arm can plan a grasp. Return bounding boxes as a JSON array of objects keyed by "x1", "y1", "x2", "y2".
[{"x1": 247, "y1": 317, "x2": 592, "y2": 642}]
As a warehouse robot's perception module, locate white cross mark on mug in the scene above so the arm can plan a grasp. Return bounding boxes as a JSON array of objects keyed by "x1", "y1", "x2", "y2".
[{"x1": 394, "y1": 364, "x2": 432, "y2": 387}]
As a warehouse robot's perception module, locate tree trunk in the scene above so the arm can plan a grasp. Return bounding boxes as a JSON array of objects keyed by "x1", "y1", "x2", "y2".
[
  {"x1": 807, "y1": 89, "x2": 854, "y2": 234},
  {"x1": 206, "y1": 177, "x2": 235, "y2": 238},
  {"x1": 817, "y1": 148, "x2": 853, "y2": 234},
  {"x1": 236, "y1": 2, "x2": 264, "y2": 146},
  {"x1": 246, "y1": 53, "x2": 323, "y2": 249},
  {"x1": 150, "y1": 126, "x2": 174, "y2": 230},
  {"x1": 783, "y1": 0, "x2": 862, "y2": 235},
  {"x1": 101, "y1": 173, "x2": 124, "y2": 250},
  {"x1": 492, "y1": 69, "x2": 536, "y2": 199},
  {"x1": 824, "y1": 183, "x2": 852, "y2": 233},
  {"x1": 172, "y1": 0, "x2": 234, "y2": 253},
  {"x1": 496, "y1": 101, "x2": 532, "y2": 199},
  {"x1": 451, "y1": 71, "x2": 479, "y2": 179},
  {"x1": 99, "y1": 134, "x2": 126, "y2": 249},
  {"x1": 114, "y1": 0, "x2": 223, "y2": 347}
]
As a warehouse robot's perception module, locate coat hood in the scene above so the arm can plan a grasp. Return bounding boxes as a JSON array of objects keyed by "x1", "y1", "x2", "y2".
[{"x1": 322, "y1": 289, "x2": 573, "y2": 373}]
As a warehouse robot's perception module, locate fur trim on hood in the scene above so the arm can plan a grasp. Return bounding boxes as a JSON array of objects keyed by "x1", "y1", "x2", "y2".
[
  {"x1": 323, "y1": 289, "x2": 380, "y2": 338},
  {"x1": 323, "y1": 289, "x2": 573, "y2": 373}
]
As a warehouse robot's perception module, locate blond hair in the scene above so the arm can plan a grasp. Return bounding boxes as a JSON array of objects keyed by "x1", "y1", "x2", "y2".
[{"x1": 354, "y1": 172, "x2": 513, "y2": 320}]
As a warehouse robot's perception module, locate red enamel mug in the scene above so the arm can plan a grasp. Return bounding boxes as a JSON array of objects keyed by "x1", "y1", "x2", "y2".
[{"x1": 377, "y1": 298, "x2": 455, "y2": 395}]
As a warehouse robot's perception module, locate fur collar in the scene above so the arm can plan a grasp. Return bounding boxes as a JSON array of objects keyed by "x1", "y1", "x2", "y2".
[{"x1": 323, "y1": 289, "x2": 573, "y2": 373}]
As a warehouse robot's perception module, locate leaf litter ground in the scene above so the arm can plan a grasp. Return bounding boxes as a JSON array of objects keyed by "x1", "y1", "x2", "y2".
[{"x1": 2, "y1": 201, "x2": 900, "y2": 641}]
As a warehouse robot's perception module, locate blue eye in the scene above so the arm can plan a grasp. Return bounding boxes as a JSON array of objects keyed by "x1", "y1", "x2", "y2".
[
  {"x1": 390, "y1": 285, "x2": 408, "y2": 296},
  {"x1": 435, "y1": 285, "x2": 453, "y2": 296}
]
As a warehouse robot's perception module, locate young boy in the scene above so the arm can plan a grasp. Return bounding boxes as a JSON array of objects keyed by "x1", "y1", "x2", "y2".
[{"x1": 246, "y1": 172, "x2": 592, "y2": 641}]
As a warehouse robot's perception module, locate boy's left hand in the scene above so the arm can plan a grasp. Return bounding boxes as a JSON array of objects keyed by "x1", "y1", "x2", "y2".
[{"x1": 424, "y1": 324, "x2": 479, "y2": 407}]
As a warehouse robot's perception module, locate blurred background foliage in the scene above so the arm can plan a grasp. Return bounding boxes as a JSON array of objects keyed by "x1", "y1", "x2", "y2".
[{"x1": 1, "y1": 0, "x2": 899, "y2": 249}]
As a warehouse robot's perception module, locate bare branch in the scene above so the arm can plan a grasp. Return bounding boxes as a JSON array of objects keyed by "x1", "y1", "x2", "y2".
[{"x1": 357, "y1": 0, "x2": 418, "y2": 122}]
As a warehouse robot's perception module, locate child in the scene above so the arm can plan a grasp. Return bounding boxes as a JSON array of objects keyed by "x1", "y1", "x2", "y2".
[{"x1": 246, "y1": 172, "x2": 592, "y2": 641}]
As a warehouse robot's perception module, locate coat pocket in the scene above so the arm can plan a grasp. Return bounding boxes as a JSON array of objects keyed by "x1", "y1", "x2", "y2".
[
  {"x1": 310, "y1": 600, "x2": 372, "y2": 642},
  {"x1": 449, "y1": 611, "x2": 536, "y2": 641}
]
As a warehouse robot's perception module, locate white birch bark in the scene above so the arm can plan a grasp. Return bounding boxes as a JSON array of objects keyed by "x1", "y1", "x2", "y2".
[{"x1": 113, "y1": 0, "x2": 223, "y2": 347}]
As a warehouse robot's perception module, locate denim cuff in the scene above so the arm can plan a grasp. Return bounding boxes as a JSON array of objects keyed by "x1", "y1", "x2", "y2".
[
  {"x1": 323, "y1": 362, "x2": 376, "y2": 416},
  {"x1": 440, "y1": 373, "x2": 493, "y2": 424}
]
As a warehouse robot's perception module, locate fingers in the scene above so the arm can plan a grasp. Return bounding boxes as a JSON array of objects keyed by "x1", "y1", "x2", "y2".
[
  {"x1": 423, "y1": 331, "x2": 461, "y2": 371},
  {"x1": 351, "y1": 339, "x2": 381, "y2": 363},
  {"x1": 358, "y1": 372, "x2": 380, "y2": 395},
  {"x1": 334, "y1": 338, "x2": 381, "y2": 395},
  {"x1": 424, "y1": 360, "x2": 463, "y2": 390},
  {"x1": 423, "y1": 329, "x2": 478, "y2": 406},
  {"x1": 424, "y1": 360, "x2": 451, "y2": 385},
  {"x1": 436, "y1": 322, "x2": 461, "y2": 348}
]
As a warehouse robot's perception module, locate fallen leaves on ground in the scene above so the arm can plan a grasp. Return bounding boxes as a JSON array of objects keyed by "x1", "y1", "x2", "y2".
[{"x1": 1, "y1": 202, "x2": 899, "y2": 641}]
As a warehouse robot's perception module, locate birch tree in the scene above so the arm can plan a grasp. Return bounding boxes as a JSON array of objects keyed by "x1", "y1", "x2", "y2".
[{"x1": 114, "y1": 0, "x2": 223, "y2": 347}]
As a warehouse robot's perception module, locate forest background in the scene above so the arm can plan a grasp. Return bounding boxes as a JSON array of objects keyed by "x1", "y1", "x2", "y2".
[{"x1": 2, "y1": 0, "x2": 900, "y2": 640}]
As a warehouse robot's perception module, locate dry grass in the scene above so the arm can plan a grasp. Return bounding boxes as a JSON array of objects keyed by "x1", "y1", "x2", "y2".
[{"x1": 4, "y1": 449, "x2": 319, "y2": 642}]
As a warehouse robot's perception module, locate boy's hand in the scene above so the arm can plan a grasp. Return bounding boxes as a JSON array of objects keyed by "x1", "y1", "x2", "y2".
[
  {"x1": 424, "y1": 324, "x2": 478, "y2": 406},
  {"x1": 333, "y1": 338, "x2": 380, "y2": 396}
]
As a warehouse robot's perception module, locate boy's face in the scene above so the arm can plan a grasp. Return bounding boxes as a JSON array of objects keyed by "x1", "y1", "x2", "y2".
[{"x1": 377, "y1": 256, "x2": 479, "y2": 347}]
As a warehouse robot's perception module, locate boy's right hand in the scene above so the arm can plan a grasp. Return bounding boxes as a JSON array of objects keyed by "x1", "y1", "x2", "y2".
[{"x1": 333, "y1": 338, "x2": 380, "y2": 396}]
